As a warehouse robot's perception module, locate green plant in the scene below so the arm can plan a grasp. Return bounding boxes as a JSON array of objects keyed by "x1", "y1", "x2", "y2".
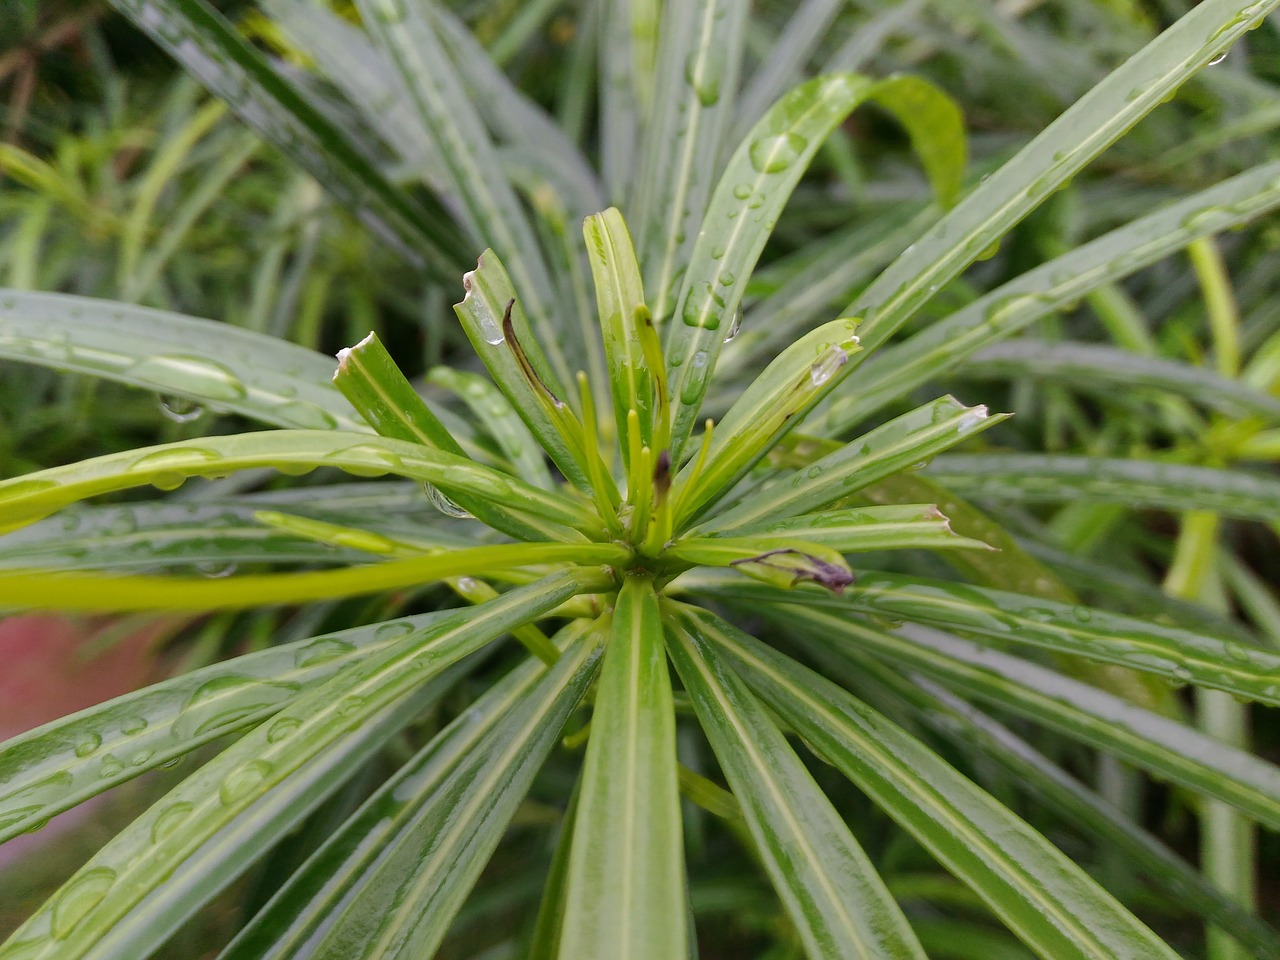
[{"x1": 2, "y1": 1, "x2": 1280, "y2": 958}]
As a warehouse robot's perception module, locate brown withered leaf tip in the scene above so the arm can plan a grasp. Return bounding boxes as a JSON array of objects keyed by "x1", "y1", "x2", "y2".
[{"x1": 729, "y1": 548, "x2": 855, "y2": 594}]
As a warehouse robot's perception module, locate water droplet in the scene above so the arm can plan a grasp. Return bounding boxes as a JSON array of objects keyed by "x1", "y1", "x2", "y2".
[
  {"x1": 195, "y1": 561, "x2": 237, "y2": 579},
  {"x1": 375, "y1": 621, "x2": 415, "y2": 642},
  {"x1": 723, "y1": 309, "x2": 743, "y2": 343},
  {"x1": 173, "y1": 675, "x2": 301, "y2": 739},
  {"x1": 266, "y1": 716, "x2": 301, "y2": 743},
  {"x1": 150, "y1": 801, "x2": 194, "y2": 843},
  {"x1": 157, "y1": 396, "x2": 206, "y2": 424},
  {"x1": 74, "y1": 733, "x2": 103, "y2": 758},
  {"x1": 219, "y1": 759, "x2": 273, "y2": 805},
  {"x1": 691, "y1": 350, "x2": 708, "y2": 370},
  {"x1": 119, "y1": 717, "x2": 148, "y2": 735},
  {"x1": 51, "y1": 868, "x2": 116, "y2": 939},
  {"x1": 423, "y1": 483, "x2": 474, "y2": 519},
  {"x1": 1073, "y1": 606, "x2": 1093, "y2": 622},
  {"x1": 128, "y1": 749, "x2": 154, "y2": 766},
  {"x1": 128, "y1": 355, "x2": 247, "y2": 402},
  {"x1": 748, "y1": 132, "x2": 807, "y2": 174},
  {"x1": 337, "y1": 696, "x2": 366, "y2": 718},
  {"x1": 684, "y1": 47, "x2": 723, "y2": 106},
  {"x1": 809, "y1": 347, "x2": 848, "y2": 386},
  {"x1": 99, "y1": 754, "x2": 125, "y2": 777},
  {"x1": 732, "y1": 184, "x2": 752, "y2": 200},
  {"x1": 294, "y1": 637, "x2": 357, "y2": 668},
  {"x1": 1208, "y1": 48, "x2": 1229, "y2": 66},
  {"x1": 275, "y1": 400, "x2": 339, "y2": 430}
]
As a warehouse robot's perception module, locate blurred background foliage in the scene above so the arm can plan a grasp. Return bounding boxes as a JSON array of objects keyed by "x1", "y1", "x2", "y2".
[{"x1": 1, "y1": 2, "x2": 1278, "y2": 957}]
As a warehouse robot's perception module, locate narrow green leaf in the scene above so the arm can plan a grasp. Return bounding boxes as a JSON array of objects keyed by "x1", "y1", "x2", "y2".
[
  {"x1": 685, "y1": 605, "x2": 1184, "y2": 960},
  {"x1": 713, "y1": 594, "x2": 1280, "y2": 832},
  {"x1": 673, "y1": 316, "x2": 862, "y2": 525},
  {"x1": 355, "y1": 0, "x2": 567, "y2": 385},
  {"x1": 698, "y1": 397, "x2": 1004, "y2": 534},
  {"x1": 106, "y1": 0, "x2": 465, "y2": 272},
  {"x1": 664, "y1": 72, "x2": 965, "y2": 458},
  {"x1": 667, "y1": 536, "x2": 854, "y2": 593},
  {"x1": 0, "y1": 572, "x2": 593, "y2": 960},
  {"x1": 221, "y1": 621, "x2": 604, "y2": 960},
  {"x1": 0, "y1": 430, "x2": 606, "y2": 541},
  {"x1": 557, "y1": 578, "x2": 685, "y2": 960},
  {"x1": 0, "y1": 543, "x2": 625, "y2": 613},
  {"x1": 742, "y1": 570, "x2": 1280, "y2": 708},
  {"x1": 426, "y1": 365, "x2": 555, "y2": 490},
  {"x1": 844, "y1": 0, "x2": 1280, "y2": 362},
  {"x1": 635, "y1": 0, "x2": 749, "y2": 326},
  {"x1": 824, "y1": 157, "x2": 1280, "y2": 429},
  {"x1": 332, "y1": 332, "x2": 462, "y2": 452},
  {"x1": 0, "y1": 291, "x2": 366, "y2": 431},
  {"x1": 865, "y1": 665, "x2": 1280, "y2": 960},
  {"x1": 957, "y1": 340, "x2": 1280, "y2": 422},
  {"x1": 583, "y1": 207, "x2": 662, "y2": 461},
  {"x1": 0, "y1": 609, "x2": 451, "y2": 843},
  {"x1": 0, "y1": 501, "x2": 387, "y2": 572},
  {"x1": 665, "y1": 614, "x2": 928, "y2": 960},
  {"x1": 925, "y1": 455, "x2": 1280, "y2": 523},
  {"x1": 717, "y1": 504, "x2": 993, "y2": 554},
  {"x1": 454, "y1": 251, "x2": 594, "y2": 493}
]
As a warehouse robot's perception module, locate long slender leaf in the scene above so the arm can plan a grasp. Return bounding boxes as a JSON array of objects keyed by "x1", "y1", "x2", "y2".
[
  {"x1": 0, "y1": 609, "x2": 452, "y2": 843},
  {"x1": 840, "y1": 0, "x2": 1280, "y2": 367},
  {"x1": 0, "y1": 571, "x2": 597, "y2": 960},
  {"x1": 824, "y1": 158, "x2": 1280, "y2": 429},
  {"x1": 956, "y1": 340, "x2": 1280, "y2": 422},
  {"x1": 557, "y1": 578, "x2": 685, "y2": 960},
  {"x1": 665, "y1": 614, "x2": 928, "y2": 960},
  {"x1": 0, "y1": 291, "x2": 366, "y2": 431},
  {"x1": 713, "y1": 595, "x2": 1280, "y2": 832},
  {"x1": 865, "y1": 665, "x2": 1280, "y2": 960},
  {"x1": 925, "y1": 455, "x2": 1280, "y2": 523},
  {"x1": 682, "y1": 605, "x2": 1184, "y2": 960},
  {"x1": 714, "y1": 503, "x2": 993, "y2": 554},
  {"x1": 635, "y1": 0, "x2": 749, "y2": 327},
  {"x1": 0, "y1": 430, "x2": 605, "y2": 541},
  {"x1": 220, "y1": 621, "x2": 604, "y2": 960},
  {"x1": 355, "y1": 0, "x2": 566, "y2": 385},
  {"x1": 664, "y1": 72, "x2": 965, "y2": 458},
  {"x1": 697, "y1": 397, "x2": 1002, "y2": 533},
  {"x1": 107, "y1": 0, "x2": 465, "y2": 272}
]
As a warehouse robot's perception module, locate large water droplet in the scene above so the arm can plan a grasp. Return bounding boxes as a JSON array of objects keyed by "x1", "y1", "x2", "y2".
[
  {"x1": 195, "y1": 561, "x2": 237, "y2": 579},
  {"x1": 748, "y1": 133, "x2": 807, "y2": 174},
  {"x1": 723, "y1": 309, "x2": 743, "y2": 343},
  {"x1": 266, "y1": 717, "x2": 302, "y2": 743},
  {"x1": 1208, "y1": 48, "x2": 1229, "y2": 65},
  {"x1": 809, "y1": 347, "x2": 848, "y2": 386},
  {"x1": 158, "y1": 396, "x2": 206, "y2": 424},
  {"x1": 174, "y1": 675, "x2": 301, "y2": 739},
  {"x1": 375, "y1": 621, "x2": 415, "y2": 642},
  {"x1": 684, "y1": 47, "x2": 724, "y2": 106},
  {"x1": 74, "y1": 733, "x2": 103, "y2": 758},
  {"x1": 219, "y1": 759, "x2": 273, "y2": 805},
  {"x1": 51, "y1": 868, "x2": 117, "y2": 939},
  {"x1": 423, "y1": 483, "x2": 474, "y2": 519},
  {"x1": 150, "y1": 801, "x2": 194, "y2": 843},
  {"x1": 128, "y1": 355, "x2": 247, "y2": 402},
  {"x1": 294, "y1": 637, "x2": 357, "y2": 668}
]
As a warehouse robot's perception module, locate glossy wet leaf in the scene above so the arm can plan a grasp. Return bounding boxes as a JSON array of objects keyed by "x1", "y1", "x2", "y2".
[
  {"x1": 684, "y1": 606, "x2": 1184, "y2": 960},
  {"x1": 700, "y1": 397, "x2": 1004, "y2": 534},
  {"x1": 0, "y1": 571, "x2": 598, "y2": 960},
  {"x1": 221, "y1": 621, "x2": 604, "y2": 960},
  {"x1": 0, "y1": 430, "x2": 604, "y2": 542},
  {"x1": 557, "y1": 578, "x2": 685, "y2": 960},
  {"x1": 106, "y1": 0, "x2": 465, "y2": 272},
  {"x1": 925, "y1": 455, "x2": 1280, "y2": 523},
  {"x1": 665, "y1": 614, "x2": 928, "y2": 959},
  {"x1": 0, "y1": 291, "x2": 366, "y2": 432}
]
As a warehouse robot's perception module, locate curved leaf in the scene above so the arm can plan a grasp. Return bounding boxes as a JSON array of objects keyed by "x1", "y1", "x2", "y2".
[
  {"x1": 665, "y1": 613, "x2": 928, "y2": 959},
  {"x1": 924, "y1": 455, "x2": 1280, "y2": 524},
  {"x1": 0, "y1": 609, "x2": 452, "y2": 843},
  {"x1": 557, "y1": 578, "x2": 685, "y2": 960},
  {"x1": 0, "y1": 430, "x2": 605, "y2": 541},
  {"x1": 220, "y1": 621, "x2": 603, "y2": 960},
  {"x1": 682, "y1": 605, "x2": 1184, "y2": 960},
  {"x1": 0, "y1": 291, "x2": 366, "y2": 431},
  {"x1": 0, "y1": 571, "x2": 596, "y2": 960},
  {"x1": 106, "y1": 0, "x2": 465, "y2": 272}
]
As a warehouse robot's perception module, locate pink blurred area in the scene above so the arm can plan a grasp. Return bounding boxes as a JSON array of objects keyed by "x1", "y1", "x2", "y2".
[{"x1": 0, "y1": 615, "x2": 179, "y2": 868}]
